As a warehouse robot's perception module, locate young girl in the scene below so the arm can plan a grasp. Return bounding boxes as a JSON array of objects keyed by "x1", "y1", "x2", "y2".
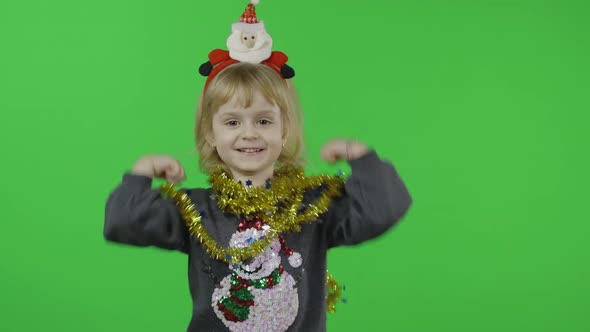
[{"x1": 104, "y1": 3, "x2": 412, "y2": 332}]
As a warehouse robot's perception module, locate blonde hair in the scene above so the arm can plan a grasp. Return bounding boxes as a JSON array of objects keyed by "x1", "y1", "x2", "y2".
[{"x1": 195, "y1": 62, "x2": 306, "y2": 175}]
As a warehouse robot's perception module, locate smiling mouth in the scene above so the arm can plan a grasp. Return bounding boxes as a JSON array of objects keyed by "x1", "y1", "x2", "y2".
[
  {"x1": 240, "y1": 265, "x2": 263, "y2": 275},
  {"x1": 236, "y1": 148, "x2": 265, "y2": 153}
]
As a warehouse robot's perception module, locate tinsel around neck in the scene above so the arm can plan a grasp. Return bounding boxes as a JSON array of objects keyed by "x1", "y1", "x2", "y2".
[{"x1": 207, "y1": 165, "x2": 318, "y2": 216}]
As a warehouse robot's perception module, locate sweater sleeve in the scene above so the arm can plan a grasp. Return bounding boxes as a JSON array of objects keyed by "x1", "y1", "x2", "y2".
[
  {"x1": 103, "y1": 173, "x2": 190, "y2": 254},
  {"x1": 324, "y1": 150, "x2": 413, "y2": 248}
]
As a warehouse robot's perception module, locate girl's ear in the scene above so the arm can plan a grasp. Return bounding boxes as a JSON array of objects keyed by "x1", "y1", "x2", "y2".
[
  {"x1": 282, "y1": 122, "x2": 289, "y2": 145},
  {"x1": 282, "y1": 131, "x2": 289, "y2": 147},
  {"x1": 206, "y1": 133, "x2": 216, "y2": 148}
]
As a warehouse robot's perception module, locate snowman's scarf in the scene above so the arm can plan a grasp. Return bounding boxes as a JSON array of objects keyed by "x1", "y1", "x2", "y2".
[{"x1": 217, "y1": 266, "x2": 285, "y2": 322}]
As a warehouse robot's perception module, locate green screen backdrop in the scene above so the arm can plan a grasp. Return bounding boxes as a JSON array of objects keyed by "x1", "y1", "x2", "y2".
[{"x1": 1, "y1": 0, "x2": 588, "y2": 331}]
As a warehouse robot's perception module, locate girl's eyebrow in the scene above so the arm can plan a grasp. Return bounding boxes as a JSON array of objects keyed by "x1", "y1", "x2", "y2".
[
  {"x1": 255, "y1": 110, "x2": 278, "y2": 117},
  {"x1": 219, "y1": 110, "x2": 278, "y2": 117}
]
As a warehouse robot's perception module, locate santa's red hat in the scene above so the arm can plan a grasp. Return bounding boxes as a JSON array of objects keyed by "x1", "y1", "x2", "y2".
[{"x1": 232, "y1": 0, "x2": 265, "y2": 32}]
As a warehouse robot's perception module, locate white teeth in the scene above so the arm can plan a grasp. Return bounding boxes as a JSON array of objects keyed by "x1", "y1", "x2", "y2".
[{"x1": 239, "y1": 148, "x2": 263, "y2": 152}]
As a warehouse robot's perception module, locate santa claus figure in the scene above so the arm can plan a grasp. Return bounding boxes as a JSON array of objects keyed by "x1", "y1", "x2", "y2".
[{"x1": 199, "y1": 0, "x2": 295, "y2": 90}]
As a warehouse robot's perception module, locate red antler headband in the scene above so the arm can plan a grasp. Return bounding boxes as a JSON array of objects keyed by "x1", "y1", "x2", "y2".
[{"x1": 198, "y1": 0, "x2": 295, "y2": 91}]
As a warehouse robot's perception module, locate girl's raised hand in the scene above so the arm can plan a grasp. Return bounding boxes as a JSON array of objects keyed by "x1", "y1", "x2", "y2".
[
  {"x1": 131, "y1": 155, "x2": 186, "y2": 184},
  {"x1": 320, "y1": 139, "x2": 369, "y2": 163}
]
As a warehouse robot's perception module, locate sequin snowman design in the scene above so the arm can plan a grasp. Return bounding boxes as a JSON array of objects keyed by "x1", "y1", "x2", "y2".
[{"x1": 211, "y1": 219, "x2": 303, "y2": 332}]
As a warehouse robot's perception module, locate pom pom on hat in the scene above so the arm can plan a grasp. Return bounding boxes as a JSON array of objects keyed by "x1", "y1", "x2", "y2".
[
  {"x1": 279, "y1": 235, "x2": 303, "y2": 268},
  {"x1": 288, "y1": 252, "x2": 303, "y2": 268}
]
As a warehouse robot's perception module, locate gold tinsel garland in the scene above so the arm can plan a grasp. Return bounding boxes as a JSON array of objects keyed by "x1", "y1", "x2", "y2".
[
  {"x1": 159, "y1": 165, "x2": 346, "y2": 313},
  {"x1": 326, "y1": 271, "x2": 342, "y2": 313}
]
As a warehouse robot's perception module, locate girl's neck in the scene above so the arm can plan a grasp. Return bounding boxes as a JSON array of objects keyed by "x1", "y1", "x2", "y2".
[{"x1": 229, "y1": 169, "x2": 274, "y2": 188}]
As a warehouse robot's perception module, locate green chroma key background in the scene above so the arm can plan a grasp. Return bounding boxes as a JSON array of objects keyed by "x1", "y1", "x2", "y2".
[{"x1": 1, "y1": 0, "x2": 588, "y2": 331}]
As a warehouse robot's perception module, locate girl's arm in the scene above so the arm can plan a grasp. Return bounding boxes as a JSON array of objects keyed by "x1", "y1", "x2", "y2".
[
  {"x1": 104, "y1": 173, "x2": 190, "y2": 253},
  {"x1": 324, "y1": 150, "x2": 412, "y2": 248}
]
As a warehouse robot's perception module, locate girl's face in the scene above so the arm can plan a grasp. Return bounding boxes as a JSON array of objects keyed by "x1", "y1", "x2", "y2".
[{"x1": 209, "y1": 90, "x2": 284, "y2": 183}]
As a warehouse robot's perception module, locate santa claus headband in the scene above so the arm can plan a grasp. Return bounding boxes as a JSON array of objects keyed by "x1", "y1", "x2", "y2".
[{"x1": 198, "y1": 0, "x2": 295, "y2": 91}]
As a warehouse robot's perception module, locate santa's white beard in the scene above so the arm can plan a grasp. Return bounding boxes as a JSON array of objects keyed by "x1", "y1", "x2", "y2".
[{"x1": 227, "y1": 31, "x2": 273, "y2": 63}]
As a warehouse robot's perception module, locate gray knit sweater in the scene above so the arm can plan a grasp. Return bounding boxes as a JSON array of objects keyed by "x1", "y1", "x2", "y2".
[{"x1": 104, "y1": 150, "x2": 412, "y2": 331}]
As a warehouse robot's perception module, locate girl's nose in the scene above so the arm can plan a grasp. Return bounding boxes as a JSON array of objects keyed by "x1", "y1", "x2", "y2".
[{"x1": 241, "y1": 124, "x2": 259, "y2": 139}]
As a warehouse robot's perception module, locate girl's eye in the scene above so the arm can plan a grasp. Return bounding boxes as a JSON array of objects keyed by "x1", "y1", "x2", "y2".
[
  {"x1": 259, "y1": 119, "x2": 271, "y2": 125},
  {"x1": 251, "y1": 36, "x2": 255, "y2": 39},
  {"x1": 226, "y1": 120, "x2": 239, "y2": 126}
]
